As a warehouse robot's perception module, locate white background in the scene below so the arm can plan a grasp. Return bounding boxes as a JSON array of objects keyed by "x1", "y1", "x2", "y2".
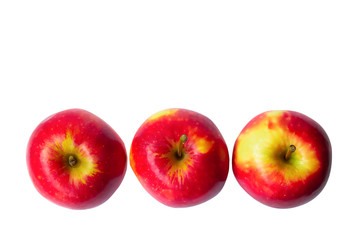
[{"x1": 1, "y1": 1, "x2": 354, "y2": 239}]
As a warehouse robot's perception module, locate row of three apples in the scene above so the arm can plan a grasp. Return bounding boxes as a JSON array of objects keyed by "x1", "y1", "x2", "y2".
[{"x1": 27, "y1": 108, "x2": 331, "y2": 209}]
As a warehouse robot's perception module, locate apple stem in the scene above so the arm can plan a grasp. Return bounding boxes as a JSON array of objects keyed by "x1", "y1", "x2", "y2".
[
  {"x1": 68, "y1": 155, "x2": 78, "y2": 167},
  {"x1": 285, "y1": 145, "x2": 296, "y2": 160},
  {"x1": 178, "y1": 134, "x2": 188, "y2": 158}
]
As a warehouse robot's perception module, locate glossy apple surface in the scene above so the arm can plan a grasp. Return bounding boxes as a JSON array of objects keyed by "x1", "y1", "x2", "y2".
[
  {"x1": 130, "y1": 108, "x2": 229, "y2": 207},
  {"x1": 233, "y1": 110, "x2": 331, "y2": 208},
  {"x1": 27, "y1": 109, "x2": 127, "y2": 209}
]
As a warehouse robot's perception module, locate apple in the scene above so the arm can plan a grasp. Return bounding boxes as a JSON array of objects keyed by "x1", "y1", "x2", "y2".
[
  {"x1": 27, "y1": 109, "x2": 127, "y2": 209},
  {"x1": 233, "y1": 110, "x2": 331, "y2": 208},
  {"x1": 130, "y1": 108, "x2": 229, "y2": 207}
]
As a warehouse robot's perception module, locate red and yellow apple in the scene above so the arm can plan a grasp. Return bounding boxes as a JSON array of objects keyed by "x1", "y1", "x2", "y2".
[
  {"x1": 130, "y1": 108, "x2": 229, "y2": 207},
  {"x1": 27, "y1": 109, "x2": 127, "y2": 209},
  {"x1": 233, "y1": 110, "x2": 331, "y2": 208}
]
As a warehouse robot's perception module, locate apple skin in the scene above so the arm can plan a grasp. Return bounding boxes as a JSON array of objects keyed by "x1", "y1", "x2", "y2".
[
  {"x1": 27, "y1": 109, "x2": 127, "y2": 209},
  {"x1": 130, "y1": 108, "x2": 229, "y2": 207},
  {"x1": 233, "y1": 110, "x2": 331, "y2": 208}
]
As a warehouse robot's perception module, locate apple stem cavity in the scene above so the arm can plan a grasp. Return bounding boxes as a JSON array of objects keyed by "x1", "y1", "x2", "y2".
[
  {"x1": 68, "y1": 155, "x2": 78, "y2": 167},
  {"x1": 285, "y1": 145, "x2": 296, "y2": 161},
  {"x1": 177, "y1": 134, "x2": 188, "y2": 158}
]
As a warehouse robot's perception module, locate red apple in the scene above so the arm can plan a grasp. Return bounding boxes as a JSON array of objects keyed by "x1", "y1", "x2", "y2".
[
  {"x1": 233, "y1": 110, "x2": 331, "y2": 208},
  {"x1": 130, "y1": 108, "x2": 229, "y2": 207},
  {"x1": 27, "y1": 109, "x2": 127, "y2": 209}
]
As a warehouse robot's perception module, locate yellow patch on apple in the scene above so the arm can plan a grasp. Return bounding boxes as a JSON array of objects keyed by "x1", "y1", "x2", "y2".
[
  {"x1": 236, "y1": 112, "x2": 320, "y2": 183},
  {"x1": 44, "y1": 131, "x2": 101, "y2": 186},
  {"x1": 148, "y1": 109, "x2": 178, "y2": 121},
  {"x1": 194, "y1": 138, "x2": 214, "y2": 154}
]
